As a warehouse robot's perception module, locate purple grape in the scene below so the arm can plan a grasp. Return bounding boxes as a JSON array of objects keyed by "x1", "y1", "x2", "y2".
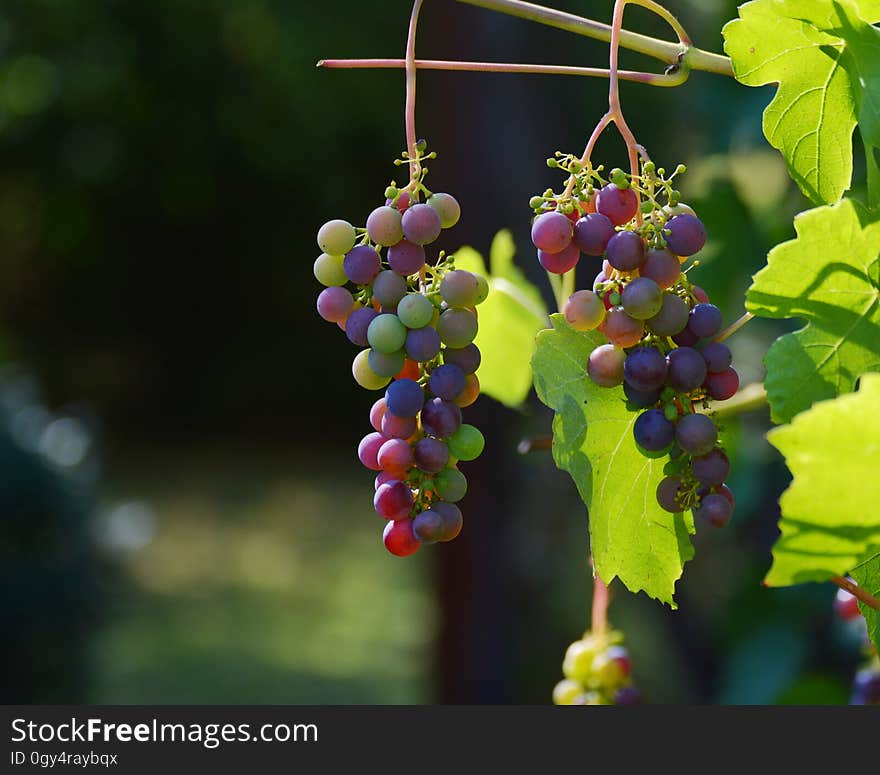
[
  {"x1": 624, "y1": 346, "x2": 668, "y2": 392},
  {"x1": 381, "y1": 411, "x2": 418, "y2": 440},
  {"x1": 316, "y1": 286, "x2": 354, "y2": 323},
  {"x1": 387, "y1": 239, "x2": 426, "y2": 275},
  {"x1": 613, "y1": 687, "x2": 642, "y2": 705},
  {"x1": 345, "y1": 307, "x2": 378, "y2": 346},
  {"x1": 343, "y1": 245, "x2": 381, "y2": 285},
  {"x1": 374, "y1": 481, "x2": 414, "y2": 520},
  {"x1": 647, "y1": 292, "x2": 690, "y2": 337},
  {"x1": 605, "y1": 230, "x2": 645, "y2": 271},
  {"x1": 665, "y1": 214, "x2": 706, "y2": 256},
  {"x1": 420, "y1": 397, "x2": 462, "y2": 438},
  {"x1": 672, "y1": 325, "x2": 699, "y2": 347},
  {"x1": 385, "y1": 378, "x2": 425, "y2": 418},
  {"x1": 656, "y1": 475, "x2": 686, "y2": 513},
  {"x1": 531, "y1": 211, "x2": 573, "y2": 253},
  {"x1": 633, "y1": 409, "x2": 675, "y2": 451},
  {"x1": 588, "y1": 344, "x2": 625, "y2": 388},
  {"x1": 414, "y1": 436, "x2": 449, "y2": 473},
  {"x1": 621, "y1": 276, "x2": 663, "y2": 320},
  {"x1": 401, "y1": 203, "x2": 442, "y2": 245},
  {"x1": 537, "y1": 241, "x2": 580, "y2": 274},
  {"x1": 666, "y1": 346, "x2": 707, "y2": 392},
  {"x1": 675, "y1": 413, "x2": 717, "y2": 456},
  {"x1": 405, "y1": 326, "x2": 441, "y2": 362},
  {"x1": 429, "y1": 363, "x2": 466, "y2": 401},
  {"x1": 705, "y1": 367, "x2": 740, "y2": 401},
  {"x1": 433, "y1": 501, "x2": 463, "y2": 541},
  {"x1": 694, "y1": 492, "x2": 732, "y2": 528},
  {"x1": 851, "y1": 669, "x2": 880, "y2": 705},
  {"x1": 372, "y1": 270, "x2": 408, "y2": 306},
  {"x1": 624, "y1": 382, "x2": 662, "y2": 409},
  {"x1": 640, "y1": 248, "x2": 681, "y2": 289},
  {"x1": 700, "y1": 342, "x2": 732, "y2": 373},
  {"x1": 595, "y1": 183, "x2": 638, "y2": 226},
  {"x1": 366, "y1": 205, "x2": 403, "y2": 246},
  {"x1": 691, "y1": 448, "x2": 730, "y2": 486},
  {"x1": 574, "y1": 212, "x2": 615, "y2": 255},
  {"x1": 688, "y1": 303, "x2": 722, "y2": 338},
  {"x1": 443, "y1": 344, "x2": 480, "y2": 374},
  {"x1": 412, "y1": 509, "x2": 445, "y2": 543}
]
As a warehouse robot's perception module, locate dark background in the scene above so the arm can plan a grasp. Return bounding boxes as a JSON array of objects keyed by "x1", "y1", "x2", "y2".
[{"x1": 0, "y1": 0, "x2": 868, "y2": 704}]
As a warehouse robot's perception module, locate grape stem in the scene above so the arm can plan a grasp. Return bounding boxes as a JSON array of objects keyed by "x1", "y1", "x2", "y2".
[
  {"x1": 714, "y1": 311, "x2": 754, "y2": 343},
  {"x1": 317, "y1": 58, "x2": 688, "y2": 87},
  {"x1": 404, "y1": 0, "x2": 424, "y2": 190},
  {"x1": 454, "y1": 0, "x2": 731, "y2": 75},
  {"x1": 831, "y1": 575, "x2": 880, "y2": 611},
  {"x1": 591, "y1": 558, "x2": 610, "y2": 635}
]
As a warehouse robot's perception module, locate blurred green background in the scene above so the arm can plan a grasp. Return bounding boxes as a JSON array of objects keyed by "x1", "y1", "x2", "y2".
[{"x1": 0, "y1": 0, "x2": 868, "y2": 704}]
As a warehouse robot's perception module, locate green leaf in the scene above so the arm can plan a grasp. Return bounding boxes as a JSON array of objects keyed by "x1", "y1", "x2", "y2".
[
  {"x1": 765, "y1": 373, "x2": 880, "y2": 586},
  {"x1": 722, "y1": 0, "x2": 880, "y2": 204},
  {"x1": 532, "y1": 314, "x2": 695, "y2": 607},
  {"x1": 453, "y1": 231, "x2": 548, "y2": 407},
  {"x1": 746, "y1": 199, "x2": 880, "y2": 423},
  {"x1": 850, "y1": 551, "x2": 880, "y2": 651}
]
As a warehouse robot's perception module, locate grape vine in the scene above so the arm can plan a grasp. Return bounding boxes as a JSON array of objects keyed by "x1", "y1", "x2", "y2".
[{"x1": 316, "y1": 0, "x2": 880, "y2": 704}]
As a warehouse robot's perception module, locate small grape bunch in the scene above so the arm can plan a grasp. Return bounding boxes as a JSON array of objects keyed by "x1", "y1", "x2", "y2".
[
  {"x1": 530, "y1": 159, "x2": 739, "y2": 529},
  {"x1": 552, "y1": 629, "x2": 640, "y2": 705},
  {"x1": 314, "y1": 144, "x2": 486, "y2": 557}
]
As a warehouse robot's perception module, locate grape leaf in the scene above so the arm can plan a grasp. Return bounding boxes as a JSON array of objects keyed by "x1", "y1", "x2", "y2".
[
  {"x1": 722, "y1": 0, "x2": 880, "y2": 204},
  {"x1": 532, "y1": 314, "x2": 695, "y2": 607},
  {"x1": 453, "y1": 231, "x2": 548, "y2": 407},
  {"x1": 850, "y1": 551, "x2": 880, "y2": 651},
  {"x1": 746, "y1": 199, "x2": 880, "y2": 424},
  {"x1": 765, "y1": 373, "x2": 880, "y2": 587}
]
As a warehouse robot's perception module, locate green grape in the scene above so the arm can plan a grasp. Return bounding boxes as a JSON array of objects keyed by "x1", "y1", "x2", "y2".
[
  {"x1": 447, "y1": 424, "x2": 484, "y2": 461},
  {"x1": 427, "y1": 192, "x2": 461, "y2": 228},
  {"x1": 317, "y1": 219, "x2": 356, "y2": 255},
  {"x1": 552, "y1": 679, "x2": 583, "y2": 706},
  {"x1": 434, "y1": 467, "x2": 467, "y2": 502},
  {"x1": 440, "y1": 270, "x2": 481, "y2": 307},
  {"x1": 367, "y1": 313, "x2": 407, "y2": 354},
  {"x1": 313, "y1": 252, "x2": 347, "y2": 287},
  {"x1": 352, "y1": 349, "x2": 391, "y2": 390},
  {"x1": 473, "y1": 274, "x2": 489, "y2": 305},
  {"x1": 397, "y1": 293, "x2": 435, "y2": 329},
  {"x1": 367, "y1": 348, "x2": 406, "y2": 378},
  {"x1": 562, "y1": 639, "x2": 599, "y2": 683}
]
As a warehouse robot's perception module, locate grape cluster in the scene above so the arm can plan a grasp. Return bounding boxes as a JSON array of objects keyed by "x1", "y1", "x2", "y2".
[
  {"x1": 835, "y1": 584, "x2": 880, "y2": 705},
  {"x1": 552, "y1": 629, "x2": 640, "y2": 705},
  {"x1": 314, "y1": 147, "x2": 486, "y2": 557},
  {"x1": 530, "y1": 159, "x2": 739, "y2": 529}
]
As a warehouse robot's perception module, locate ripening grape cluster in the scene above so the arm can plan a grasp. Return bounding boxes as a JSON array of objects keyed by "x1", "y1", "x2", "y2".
[
  {"x1": 314, "y1": 147, "x2": 486, "y2": 557},
  {"x1": 553, "y1": 629, "x2": 640, "y2": 705},
  {"x1": 529, "y1": 158, "x2": 739, "y2": 529},
  {"x1": 834, "y1": 584, "x2": 880, "y2": 705}
]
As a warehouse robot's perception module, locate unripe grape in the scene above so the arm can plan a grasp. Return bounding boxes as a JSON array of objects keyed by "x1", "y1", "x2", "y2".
[
  {"x1": 448, "y1": 424, "x2": 484, "y2": 461},
  {"x1": 440, "y1": 270, "x2": 482, "y2": 307},
  {"x1": 368, "y1": 348, "x2": 406, "y2": 378},
  {"x1": 564, "y1": 290, "x2": 606, "y2": 331},
  {"x1": 531, "y1": 211, "x2": 573, "y2": 253},
  {"x1": 367, "y1": 313, "x2": 407, "y2": 354},
  {"x1": 473, "y1": 274, "x2": 490, "y2": 305},
  {"x1": 621, "y1": 277, "x2": 663, "y2": 320},
  {"x1": 316, "y1": 286, "x2": 354, "y2": 322},
  {"x1": 352, "y1": 349, "x2": 391, "y2": 390},
  {"x1": 372, "y1": 270, "x2": 408, "y2": 307},
  {"x1": 313, "y1": 252, "x2": 348, "y2": 287},
  {"x1": 366, "y1": 205, "x2": 404, "y2": 246},
  {"x1": 427, "y1": 192, "x2": 461, "y2": 228},
  {"x1": 588, "y1": 343, "x2": 626, "y2": 387},
  {"x1": 402, "y1": 203, "x2": 442, "y2": 245},
  {"x1": 553, "y1": 679, "x2": 583, "y2": 706},
  {"x1": 599, "y1": 308, "x2": 645, "y2": 348},
  {"x1": 317, "y1": 219, "x2": 356, "y2": 255},
  {"x1": 434, "y1": 467, "x2": 467, "y2": 501},
  {"x1": 563, "y1": 638, "x2": 600, "y2": 683},
  {"x1": 592, "y1": 650, "x2": 626, "y2": 689},
  {"x1": 397, "y1": 293, "x2": 435, "y2": 329},
  {"x1": 438, "y1": 308, "x2": 478, "y2": 348},
  {"x1": 663, "y1": 202, "x2": 696, "y2": 218},
  {"x1": 383, "y1": 518, "x2": 420, "y2": 556}
]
